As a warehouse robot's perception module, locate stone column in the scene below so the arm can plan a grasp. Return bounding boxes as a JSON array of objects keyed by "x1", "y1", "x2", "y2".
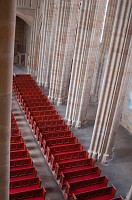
[
  {"x1": 88, "y1": 0, "x2": 132, "y2": 163},
  {"x1": 37, "y1": 0, "x2": 47, "y2": 85},
  {"x1": 56, "y1": 0, "x2": 79, "y2": 106},
  {"x1": 65, "y1": 0, "x2": 106, "y2": 127},
  {"x1": 48, "y1": 0, "x2": 66, "y2": 103},
  {"x1": 37, "y1": 0, "x2": 53, "y2": 86},
  {"x1": 48, "y1": 0, "x2": 79, "y2": 105},
  {"x1": 42, "y1": 0, "x2": 54, "y2": 88},
  {"x1": 90, "y1": 0, "x2": 118, "y2": 104},
  {"x1": 42, "y1": 0, "x2": 56, "y2": 88},
  {"x1": 0, "y1": 1, "x2": 16, "y2": 199},
  {"x1": 28, "y1": 0, "x2": 40, "y2": 76},
  {"x1": 33, "y1": 1, "x2": 44, "y2": 77}
]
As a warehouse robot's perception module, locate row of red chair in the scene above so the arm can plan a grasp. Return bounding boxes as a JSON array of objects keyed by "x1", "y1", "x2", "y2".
[
  {"x1": 13, "y1": 74, "x2": 123, "y2": 200},
  {"x1": 10, "y1": 112, "x2": 46, "y2": 200}
]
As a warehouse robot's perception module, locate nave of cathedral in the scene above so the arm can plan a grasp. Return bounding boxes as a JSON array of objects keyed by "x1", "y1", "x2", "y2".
[{"x1": 12, "y1": 65, "x2": 132, "y2": 200}]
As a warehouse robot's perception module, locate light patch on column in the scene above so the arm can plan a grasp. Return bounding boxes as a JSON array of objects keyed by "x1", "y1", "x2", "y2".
[
  {"x1": 100, "y1": 0, "x2": 109, "y2": 43},
  {"x1": 128, "y1": 91, "x2": 132, "y2": 111}
]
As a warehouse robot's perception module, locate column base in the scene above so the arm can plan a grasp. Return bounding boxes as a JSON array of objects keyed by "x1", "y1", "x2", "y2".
[
  {"x1": 41, "y1": 82, "x2": 44, "y2": 87},
  {"x1": 44, "y1": 81, "x2": 49, "y2": 88},
  {"x1": 27, "y1": 67, "x2": 32, "y2": 74},
  {"x1": 50, "y1": 97, "x2": 54, "y2": 103},
  {"x1": 72, "y1": 121, "x2": 76, "y2": 127},
  {"x1": 92, "y1": 151, "x2": 98, "y2": 160},
  {"x1": 37, "y1": 80, "x2": 42, "y2": 86},
  {"x1": 48, "y1": 95, "x2": 51, "y2": 101},
  {"x1": 75, "y1": 120, "x2": 81, "y2": 128},
  {"x1": 101, "y1": 152, "x2": 113, "y2": 164},
  {"x1": 101, "y1": 154, "x2": 110, "y2": 164},
  {"x1": 67, "y1": 119, "x2": 72, "y2": 126},
  {"x1": 97, "y1": 153, "x2": 103, "y2": 162},
  {"x1": 54, "y1": 98, "x2": 58, "y2": 105},
  {"x1": 88, "y1": 149, "x2": 93, "y2": 158},
  {"x1": 27, "y1": 70, "x2": 30, "y2": 74},
  {"x1": 57, "y1": 98, "x2": 63, "y2": 106}
]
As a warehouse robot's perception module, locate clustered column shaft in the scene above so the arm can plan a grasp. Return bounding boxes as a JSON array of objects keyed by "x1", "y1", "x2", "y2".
[
  {"x1": 65, "y1": 0, "x2": 106, "y2": 127},
  {"x1": 89, "y1": 0, "x2": 132, "y2": 163},
  {"x1": 48, "y1": 0, "x2": 79, "y2": 105},
  {"x1": 28, "y1": 0, "x2": 42, "y2": 76},
  {"x1": 90, "y1": 0, "x2": 118, "y2": 104}
]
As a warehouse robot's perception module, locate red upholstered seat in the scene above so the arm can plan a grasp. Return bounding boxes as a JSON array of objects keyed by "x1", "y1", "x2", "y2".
[
  {"x1": 39, "y1": 130, "x2": 73, "y2": 147},
  {"x1": 43, "y1": 136, "x2": 78, "y2": 154},
  {"x1": 10, "y1": 149, "x2": 29, "y2": 160},
  {"x1": 36, "y1": 124, "x2": 69, "y2": 140},
  {"x1": 10, "y1": 142, "x2": 26, "y2": 151},
  {"x1": 28, "y1": 110, "x2": 58, "y2": 122},
  {"x1": 10, "y1": 177, "x2": 41, "y2": 194},
  {"x1": 11, "y1": 135, "x2": 23, "y2": 143},
  {"x1": 71, "y1": 185, "x2": 116, "y2": 200},
  {"x1": 10, "y1": 187, "x2": 46, "y2": 200},
  {"x1": 46, "y1": 143, "x2": 83, "y2": 161},
  {"x1": 51, "y1": 150, "x2": 88, "y2": 170},
  {"x1": 59, "y1": 166, "x2": 101, "y2": 188},
  {"x1": 64, "y1": 176, "x2": 108, "y2": 198},
  {"x1": 10, "y1": 166, "x2": 37, "y2": 181}
]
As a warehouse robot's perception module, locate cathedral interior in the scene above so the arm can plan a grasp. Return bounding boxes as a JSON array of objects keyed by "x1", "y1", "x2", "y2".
[{"x1": 0, "y1": 0, "x2": 132, "y2": 200}]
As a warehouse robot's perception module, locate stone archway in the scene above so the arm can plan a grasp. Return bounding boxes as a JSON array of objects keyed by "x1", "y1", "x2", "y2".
[
  {"x1": 14, "y1": 16, "x2": 31, "y2": 68},
  {"x1": 16, "y1": 11, "x2": 33, "y2": 27}
]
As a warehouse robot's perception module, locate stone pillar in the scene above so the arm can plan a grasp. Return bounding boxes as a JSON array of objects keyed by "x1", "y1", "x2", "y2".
[
  {"x1": 56, "y1": 0, "x2": 79, "y2": 106},
  {"x1": 65, "y1": 0, "x2": 106, "y2": 127},
  {"x1": 28, "y1": 0, "x2": 40, "y2": 76},
  {"x1": 37, "y1": 0, "x2": 47, "y2": 85},
  {"x1": 90, "y1": 0, "x2": 118, "y2": 104},
  {"x1": 37, "y1": 0, "x2": 54, "y2": 86},
  {"x1": 43, "y1": 0, "x2": 57, "y2": 89},
  {"x1": 48, "y1": 0, "x2": 79, "y2": 105},
  {"x1": 0, "y1": 0, "x2": 16, "y2": 199},
  {"x1": 88, "y1": 0, "x2": 132, "y2": 163},
  {"x1": 33, "y1": 1, "x2": 44, "y2": 77},
  {"x1": 48, "y1": 0, "x2": 66, "y2": 103}
]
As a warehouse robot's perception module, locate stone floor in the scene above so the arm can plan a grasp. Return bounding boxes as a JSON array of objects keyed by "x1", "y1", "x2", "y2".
[{"x1": 13, "y1": 65, "x2": 132, "y2": 199}]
